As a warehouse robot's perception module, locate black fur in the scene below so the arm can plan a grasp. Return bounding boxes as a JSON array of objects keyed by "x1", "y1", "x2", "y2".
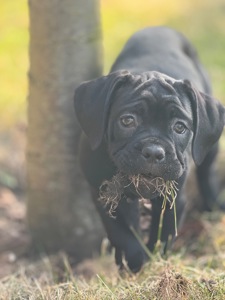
[{"x1": 74, "y1": 26, "x2": 225, "y2": 272}]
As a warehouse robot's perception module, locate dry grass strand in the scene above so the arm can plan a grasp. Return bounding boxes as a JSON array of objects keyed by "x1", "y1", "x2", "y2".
[{"x1": 99, "y1": 173, "x2": 178, "y2": 216}]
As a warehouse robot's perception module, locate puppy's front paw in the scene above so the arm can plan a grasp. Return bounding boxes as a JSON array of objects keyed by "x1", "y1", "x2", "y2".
[{"x1": 125, "y1": 246, "x2": 145, "y2": 273}]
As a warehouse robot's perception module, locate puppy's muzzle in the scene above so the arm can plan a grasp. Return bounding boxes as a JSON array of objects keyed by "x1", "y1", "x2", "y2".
[
  {"x1": 142, "y1": 144, "x2": 165, "y2": 164},
  {"x1": 134, "y1": 139, "x2": 183, "y2": 180}
]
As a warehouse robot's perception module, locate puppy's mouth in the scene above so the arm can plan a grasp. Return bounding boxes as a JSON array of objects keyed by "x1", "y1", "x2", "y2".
[
  {"x1": 99, "y1": 172, "x2": 178, "y2": 216},
  {"x1": 137, "y1": 172, "x2": 154, "y2": 181},
  {"x1": 125, "y1": 173, "x2": 170, "y2": 199}
]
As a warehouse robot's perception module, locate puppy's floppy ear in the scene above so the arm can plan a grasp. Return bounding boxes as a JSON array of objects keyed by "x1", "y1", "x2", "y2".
[
  {"x1": 74, "y1": 70, "x2": 131, "y2": 150},
  {"x1": 183, "y1": 80, "x2": 225, "y2": 165}
]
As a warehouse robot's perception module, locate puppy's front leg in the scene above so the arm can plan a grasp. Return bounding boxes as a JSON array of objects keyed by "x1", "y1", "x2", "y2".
[
  {"x1": 91, "y1": 188, "x2": 145, "y2": 272},
  {"x1": 147, "y1": 194, "x2": 186, "y2": 253}
]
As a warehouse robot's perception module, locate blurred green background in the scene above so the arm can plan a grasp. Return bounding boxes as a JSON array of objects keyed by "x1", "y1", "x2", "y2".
[{"x1": 0, "y1": 0, "x2": 225, "y2": 129}]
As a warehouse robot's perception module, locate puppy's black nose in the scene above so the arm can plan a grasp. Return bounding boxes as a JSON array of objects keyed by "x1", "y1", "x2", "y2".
[{"x1": 142, "y1": 145, "x2": 165, "y2": 163}]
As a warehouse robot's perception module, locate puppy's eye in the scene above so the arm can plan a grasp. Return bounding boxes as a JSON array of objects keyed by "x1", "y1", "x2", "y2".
[
  {"x1": 120, "y1": 114, "x2": 136, "y2": 127},
  {"x1": 173, "y1": 122, "x2": 187, "y2": 134}
]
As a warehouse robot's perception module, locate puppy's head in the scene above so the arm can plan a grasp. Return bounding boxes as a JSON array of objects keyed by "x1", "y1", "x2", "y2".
[{"x1": 74, "y1": 71, "x2": 225, "y2": 181}]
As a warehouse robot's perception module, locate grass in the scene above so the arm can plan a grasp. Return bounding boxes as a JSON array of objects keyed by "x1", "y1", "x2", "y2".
[{"x1": 1, "y1": 212, "x2": 225, "y2": 299}]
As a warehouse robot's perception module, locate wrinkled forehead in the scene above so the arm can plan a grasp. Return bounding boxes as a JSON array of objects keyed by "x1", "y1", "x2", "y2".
[
  {"x1": 112, "y1": 75, "x2": 191, "y2": 113},
  {"x1": 117, "y1": 73, "x2": 178, "y2": 97}
]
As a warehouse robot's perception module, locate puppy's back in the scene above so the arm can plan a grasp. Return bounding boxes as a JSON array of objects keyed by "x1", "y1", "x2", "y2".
[{"x1": 111, "y1": 26, "x2": 211, "y2": 93}]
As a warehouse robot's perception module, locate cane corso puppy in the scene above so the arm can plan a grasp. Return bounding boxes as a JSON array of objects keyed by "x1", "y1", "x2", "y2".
[{"x1": 74, "y1": 26, "x2": 225, "y2": 272}]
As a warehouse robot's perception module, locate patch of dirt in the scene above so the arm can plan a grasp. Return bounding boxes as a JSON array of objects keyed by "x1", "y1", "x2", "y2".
[
  {"x1": 154, "y1": 269, "x2": 189, "y2": 300},
  {"x1": 0, "y1": 188, "x2": 31, "y2": 278},
  {"x1": 0, "y1": 126, "x2": 31, "y2": 278}
]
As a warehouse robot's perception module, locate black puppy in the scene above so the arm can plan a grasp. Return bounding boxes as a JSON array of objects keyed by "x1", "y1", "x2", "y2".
[{"x1": 74, "y1": 26, "x2": 225, "y2": 272}]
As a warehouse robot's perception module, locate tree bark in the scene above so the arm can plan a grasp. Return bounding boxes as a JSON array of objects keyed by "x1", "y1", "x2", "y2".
[{"x1": 27, "y1": 0, "x2": 104, "y2": 260}]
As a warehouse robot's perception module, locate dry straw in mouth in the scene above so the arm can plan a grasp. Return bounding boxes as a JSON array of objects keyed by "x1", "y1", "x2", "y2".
[
  {"x1": 99, "y1": 172, "x2": 126, "y2": 216},
  {"x1": 99, "y1": 173, "x2": 178, "y2": 216}
]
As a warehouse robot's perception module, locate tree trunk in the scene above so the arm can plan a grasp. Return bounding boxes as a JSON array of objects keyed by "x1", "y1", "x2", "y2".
[{"x1": 27, "y1": 0, "x2": 104, "y2": 260}]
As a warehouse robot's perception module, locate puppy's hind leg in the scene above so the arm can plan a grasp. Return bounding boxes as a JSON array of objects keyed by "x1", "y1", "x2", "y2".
[{"x1": 196, "y1": 143, "x2": 220, "y2": 211}]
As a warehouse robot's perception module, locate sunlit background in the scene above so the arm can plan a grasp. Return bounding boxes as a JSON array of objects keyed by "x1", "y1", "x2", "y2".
[{"x1": 0, "y1": 0, "x2": 225, "y2": 129}]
